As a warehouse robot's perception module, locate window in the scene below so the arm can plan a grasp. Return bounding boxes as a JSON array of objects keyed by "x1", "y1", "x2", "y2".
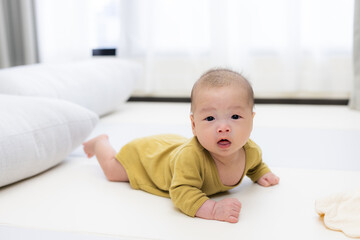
[{"x1": 37, "y1": 0, "x2": 354, "y2": 98}]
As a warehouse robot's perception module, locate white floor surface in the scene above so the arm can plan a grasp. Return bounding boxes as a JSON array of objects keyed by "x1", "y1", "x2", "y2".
[{"x1": 1, "y1": 102, "x2": 360, "y2": 240}]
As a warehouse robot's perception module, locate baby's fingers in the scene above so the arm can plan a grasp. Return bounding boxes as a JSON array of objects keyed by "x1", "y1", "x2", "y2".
[
  {"x1": 227, "y1": 215, "x2": 239, "y2": 223},
  {"x1": 257, "y1": 172, "x2": 280, "y2": 187},
  {"x1": 232, "y1": 202, "x2": 241, "y2": 213},
  {"x1": 227, "y1": 201, "x2": 241, "y2": 223},
  {"x1": 266, "y1": 173, "x2": 280, "y2": 185},
  {"x1": 257, "y1": 177, "x2": 270, "y2": 187}
]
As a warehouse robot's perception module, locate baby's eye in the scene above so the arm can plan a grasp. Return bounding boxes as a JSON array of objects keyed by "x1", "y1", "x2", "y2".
[
  {"x1": 231, "y1": 114, "x2": 241, "y2": 120},
  {"x1": 205, "y1": 116, "x2": 215, "y2": 121}
]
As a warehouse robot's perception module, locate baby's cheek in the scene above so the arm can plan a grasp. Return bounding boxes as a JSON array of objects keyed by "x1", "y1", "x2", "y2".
[{"x1": 197, "y1": 134, "x2": 212, "y2": 150}]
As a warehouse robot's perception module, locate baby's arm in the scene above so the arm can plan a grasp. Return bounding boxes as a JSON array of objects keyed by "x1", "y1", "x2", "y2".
[
  {"x1": 170, "y1": 147, "x2": 242, "y2": 223},
  {"x1": 257, "y1": 172, "x2": 279, "y2": 187},
  {"x1": 195, "y1": 198, "x2": 241, "y2": 223}
]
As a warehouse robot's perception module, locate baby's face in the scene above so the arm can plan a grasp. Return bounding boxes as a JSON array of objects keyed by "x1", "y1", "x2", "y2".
[{"x1": 190, "y1": 85, "x2": 254, "y2": 162}]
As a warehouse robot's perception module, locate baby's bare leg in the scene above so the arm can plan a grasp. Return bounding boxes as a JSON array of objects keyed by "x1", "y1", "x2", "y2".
[{"x1": 83, "y1": 134, "x2": 129, "y2": 182}]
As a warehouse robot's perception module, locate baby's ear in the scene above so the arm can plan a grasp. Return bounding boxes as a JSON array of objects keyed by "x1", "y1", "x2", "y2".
[
  {"x1": 252, "y1": 112, "x2": 256, "y2": 119},
  {"x1": 190, "y1": 114, "x2": 197, "y2": 136}
]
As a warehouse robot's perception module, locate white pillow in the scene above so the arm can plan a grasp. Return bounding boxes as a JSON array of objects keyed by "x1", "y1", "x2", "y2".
[
  {"x1": 0, "y1": 58, "x2": 142, "y2": 116},
  {"x1": 0, "y1": 95, "x2": 99, "y2": 187}
]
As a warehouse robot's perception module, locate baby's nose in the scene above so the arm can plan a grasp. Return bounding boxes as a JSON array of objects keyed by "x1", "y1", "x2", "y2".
[{"x1": 217, "y1": 123, "x2": 231, "y2": 133}]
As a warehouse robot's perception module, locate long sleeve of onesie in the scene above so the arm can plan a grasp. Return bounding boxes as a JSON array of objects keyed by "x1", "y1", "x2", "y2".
[
  {"x1": 244, "y1": 140, "x2": 270, "y2": 182},
  {"x1": 169, "y1": 146, "x2": 210, "y2": 217}
]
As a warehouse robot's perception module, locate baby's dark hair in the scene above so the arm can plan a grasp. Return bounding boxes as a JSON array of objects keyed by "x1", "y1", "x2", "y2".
[{"x1": 191, "y1": 68, "x2": 254, "y2": 112}]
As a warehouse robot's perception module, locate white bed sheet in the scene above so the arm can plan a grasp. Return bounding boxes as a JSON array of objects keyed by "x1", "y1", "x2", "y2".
[{"x1": 1, "y1": 102, "x2": 360, "y2": 240}]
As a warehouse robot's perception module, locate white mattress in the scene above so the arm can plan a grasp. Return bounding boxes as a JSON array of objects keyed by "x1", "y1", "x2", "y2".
[{"x1": 1, "y1": 102, "x2": 360, "y2": 240}]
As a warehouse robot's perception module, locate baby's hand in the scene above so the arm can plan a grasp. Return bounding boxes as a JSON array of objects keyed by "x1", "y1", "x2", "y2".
[
  {"x1": 213, "y1": 198, "x2": 242, "y2": 223},
  {"x1": 257, "y1": 172, "x2": 280, "y2": 187}
]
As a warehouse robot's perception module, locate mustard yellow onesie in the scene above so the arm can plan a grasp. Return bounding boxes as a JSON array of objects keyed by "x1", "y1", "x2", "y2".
[{"x1": 115, "y1": 134, "x2": 270, "y2": 217}]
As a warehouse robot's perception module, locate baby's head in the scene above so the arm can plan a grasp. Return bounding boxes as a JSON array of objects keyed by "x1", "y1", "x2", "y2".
[
  {"x1": 190, "y1": 68, "x2": 255, "y2": 158},
  {"x1": 191, "y1": 68, "x2": 254, "y2": 114}
]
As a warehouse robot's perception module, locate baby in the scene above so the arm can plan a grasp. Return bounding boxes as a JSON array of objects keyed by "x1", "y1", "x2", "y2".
[{"x1": 83, "y1": 68, "x2": 279, "y2": 223}]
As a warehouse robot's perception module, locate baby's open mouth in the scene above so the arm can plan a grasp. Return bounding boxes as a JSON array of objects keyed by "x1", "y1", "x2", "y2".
[{"x1": 217, "y1": 139, "x2": 231, "y2": 148}]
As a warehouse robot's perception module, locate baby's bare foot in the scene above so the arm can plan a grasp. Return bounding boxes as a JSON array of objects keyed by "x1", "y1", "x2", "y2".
[{"x1": 83, "y1": 134, "x2": 109, "y2": 158}]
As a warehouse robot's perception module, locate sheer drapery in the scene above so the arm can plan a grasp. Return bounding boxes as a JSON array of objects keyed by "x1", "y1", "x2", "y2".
[
  {"x1": 0, "y1": 0, "x2": 39, "y2": 69},
  {"x1": 35, "y1": 0, "x2": 94, "y2": 64},
  {"x1": 350, "y1": 0, "x2": 360, "y2": 110},
  {"x1": 35, "y1": 0, "x2": 354, "y2": 99}
]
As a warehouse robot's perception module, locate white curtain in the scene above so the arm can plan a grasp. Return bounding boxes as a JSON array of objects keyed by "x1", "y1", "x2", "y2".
[
  {"x1": 35, "y1": 0, "x2": 354, "y2": 99},
  {"x1": 350, "y1": 0, "x2": 360, "y2": 110},
  {"x1": 0, "y1": 0, "x2": 38, "y2": 68},
  {"x1": 35, "y1": 0, "x2": 92, "y2": 64}
]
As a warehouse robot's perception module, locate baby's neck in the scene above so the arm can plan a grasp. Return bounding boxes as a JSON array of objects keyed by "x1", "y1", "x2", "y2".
[
  {"x1": 211, "y1": 147, "x2": 245, "y2": 166},
  {"x1": 212, "y1": 148, "x2": 246, "y2": 186}
]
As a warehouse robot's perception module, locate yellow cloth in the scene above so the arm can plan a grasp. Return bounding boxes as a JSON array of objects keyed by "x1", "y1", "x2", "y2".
[{"x1": 116, "y1": 134, "x2": 270, "y2": 217}]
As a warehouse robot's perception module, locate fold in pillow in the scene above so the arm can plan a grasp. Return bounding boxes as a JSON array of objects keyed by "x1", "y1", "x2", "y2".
[
  {"x1": 0, "y1": 95, "x2": 98, "y2": 187},
  {"x1": 0, "y1": 58, "x2": 142, "y2": 116}
]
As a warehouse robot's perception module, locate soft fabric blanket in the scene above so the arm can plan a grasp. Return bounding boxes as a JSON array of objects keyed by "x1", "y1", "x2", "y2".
[{"x1": 316, "y1": 189, "x2": 360, "y2": 238}]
